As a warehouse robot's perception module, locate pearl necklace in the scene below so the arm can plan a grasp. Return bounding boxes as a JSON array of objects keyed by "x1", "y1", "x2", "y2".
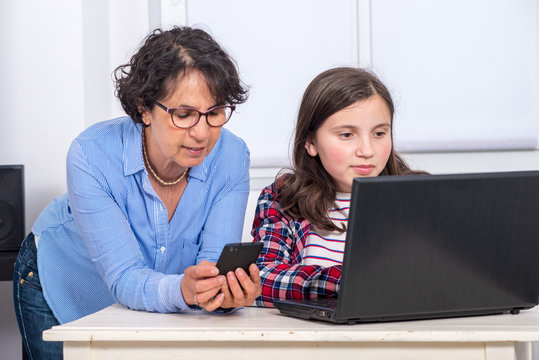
[{"x1": 142, "y1": 130, "x2": 189, "y2": 186}]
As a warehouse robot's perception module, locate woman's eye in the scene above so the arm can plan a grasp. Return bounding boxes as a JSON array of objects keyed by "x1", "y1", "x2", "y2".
[
  {"x1": 208, "y1": 108, "x2": 226, "y2": 117},
  {"x1": 174, "y1": 110, "x2": 195, "y2": 119},
  {"x1": 374, "y1": 131, "x2": 386, "y2": 137}
]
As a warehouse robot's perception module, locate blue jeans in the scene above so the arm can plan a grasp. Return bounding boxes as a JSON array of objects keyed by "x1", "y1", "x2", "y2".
[{"x1": 13, "y1": 233, "x2": 62, "y2": 360}]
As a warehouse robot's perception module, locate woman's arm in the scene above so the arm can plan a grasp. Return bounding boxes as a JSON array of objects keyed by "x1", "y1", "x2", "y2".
[
  {"x1": 66, "y1": 139, "x2": 188, "y2": 313},
  {"x1": 252, "y1": 184, "x2": 341, "y2": 307}
]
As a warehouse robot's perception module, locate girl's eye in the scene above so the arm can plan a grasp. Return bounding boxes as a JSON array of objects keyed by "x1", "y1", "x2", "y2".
[
  {"x1": 374, "y1": 131, "x2": 386, "y2": 137},
  {"x1": 339, "y1": 133, "x2": 353, "y2": 139}
]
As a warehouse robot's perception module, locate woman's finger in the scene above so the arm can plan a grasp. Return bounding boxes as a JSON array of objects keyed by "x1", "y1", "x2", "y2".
[
  {"x1": 193, "y1": 275, "x2": 225, "y2": 294},
  {"x1": 249, "y1": 263, "x2": 262, "y2": 286},
  {"x1": 191, "y1": 264, "x2": 219, "y2": 279},
  {"x1": 235, "y1": 268, "x2": 256, "y2": 296},
  {"x1": 198, "y1": 260, "x2": 216, "y2": 267},
  {"x1": 202, "y1": 293, "x2": 225, "y2": 312},
  {"x1": 226, "y1": 271, "x2": 246, "y2": 302},
  {"x1": 220, "y1": 280, "x2": 232, "y2": 299},
  {"x1": 196, "y1": 286, "x2": 222, "y2": 305},
  {"x1": 182, "y1": 264, "x2": 223, "y2": 306}
]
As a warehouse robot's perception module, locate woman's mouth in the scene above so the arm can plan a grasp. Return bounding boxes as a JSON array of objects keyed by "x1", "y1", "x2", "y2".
[{"x1": 184, "y1": 146, "x2": 205, "y2": 156}]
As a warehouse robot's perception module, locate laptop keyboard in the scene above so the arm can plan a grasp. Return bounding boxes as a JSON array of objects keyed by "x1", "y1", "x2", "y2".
[{"x1": 305, "y1": 297, "x2": 338, "y2": 308}]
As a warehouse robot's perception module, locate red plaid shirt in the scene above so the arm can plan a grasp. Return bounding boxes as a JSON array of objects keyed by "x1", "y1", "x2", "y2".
[{"x1": 251, "y1": 180, "x2": 342, "y2": 307}]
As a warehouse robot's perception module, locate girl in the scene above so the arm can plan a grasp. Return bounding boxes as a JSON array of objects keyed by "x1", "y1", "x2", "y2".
[{"x1": 252, "y1": 67, "x2": 426, "y2": 307}]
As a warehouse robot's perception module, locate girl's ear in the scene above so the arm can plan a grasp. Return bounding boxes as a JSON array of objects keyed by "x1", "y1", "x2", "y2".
[
  {"x1": 305, "y1": 137, "x2": 318, "y2": 157},
  {"x1": 137, "y1": 99, "x2": 151, "y2": 126}
]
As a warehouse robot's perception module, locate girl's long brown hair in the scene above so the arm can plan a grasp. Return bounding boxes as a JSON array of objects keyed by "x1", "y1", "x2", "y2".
[{"x1": 278, "y1": 67, "x2": 426, "y2": 232}]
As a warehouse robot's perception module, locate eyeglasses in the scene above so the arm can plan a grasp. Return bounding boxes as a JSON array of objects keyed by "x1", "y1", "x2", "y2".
[{"x1": 154, "y1": 101, "x2": 235, "y2": 129}]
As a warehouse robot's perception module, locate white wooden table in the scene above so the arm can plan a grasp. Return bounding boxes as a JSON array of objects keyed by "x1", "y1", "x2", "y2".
[{"x1": 43, "y1": 304, "x2": 539, "y2": 360}]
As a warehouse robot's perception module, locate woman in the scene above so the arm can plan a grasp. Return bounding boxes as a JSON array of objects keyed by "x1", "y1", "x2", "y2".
[{"x1": 13, "y1": 26, "x2": 261, "y2": 359}]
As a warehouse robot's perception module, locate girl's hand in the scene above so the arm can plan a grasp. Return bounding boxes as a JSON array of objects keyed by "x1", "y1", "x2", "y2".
[
  {"x1": 181, "y1": 260, "x2": 226, "y2": 312},
  {"x1": 219, "y1": 263, "x2": 262, "y2": 308}
]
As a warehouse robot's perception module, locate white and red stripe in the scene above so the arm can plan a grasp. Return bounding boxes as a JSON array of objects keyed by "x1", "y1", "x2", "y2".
[{"x1": 301, "y1": 193, "x2": 350, "y2": 267}]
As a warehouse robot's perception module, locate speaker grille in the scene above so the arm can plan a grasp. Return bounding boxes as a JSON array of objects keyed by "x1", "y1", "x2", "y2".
[{"x1": 0, "y1": 165, "x2": 24, "y2": 251}]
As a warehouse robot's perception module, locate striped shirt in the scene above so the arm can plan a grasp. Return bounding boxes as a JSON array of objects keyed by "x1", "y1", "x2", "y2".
[{"x1": 302, "y1": 194, "x2": 350, "y2": 267}]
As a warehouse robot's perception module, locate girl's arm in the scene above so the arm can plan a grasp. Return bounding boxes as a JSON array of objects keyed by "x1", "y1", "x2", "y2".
[{"x1": 252, "y1": 184, "x2": 341, "y2": 307}]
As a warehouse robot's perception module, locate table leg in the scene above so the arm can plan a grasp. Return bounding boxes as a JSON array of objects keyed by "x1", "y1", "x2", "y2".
[
  {"x1": 515, "y1": 342, "x2": 533, "y2": 360},
  {"x1": 484, "y1": 342, "x2": 520, "y2": 360}
]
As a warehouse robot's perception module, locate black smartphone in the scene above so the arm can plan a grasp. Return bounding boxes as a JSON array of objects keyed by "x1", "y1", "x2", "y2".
[{"x1": 216, "y1": 242, "x2": 263, "y2": 276}]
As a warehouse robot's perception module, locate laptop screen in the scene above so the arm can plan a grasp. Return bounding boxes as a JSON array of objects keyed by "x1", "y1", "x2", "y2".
[{"x1": 337, "y1": 171, "x2": 539, "y2": 321}]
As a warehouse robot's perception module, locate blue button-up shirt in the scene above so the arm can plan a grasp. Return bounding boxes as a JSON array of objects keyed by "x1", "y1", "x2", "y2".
[{"x1": 33, "y1": 117, "x2": 250, "y2": 324}]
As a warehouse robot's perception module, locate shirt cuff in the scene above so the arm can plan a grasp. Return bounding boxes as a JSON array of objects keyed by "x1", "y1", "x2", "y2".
[{"x1": 159, "y1": 274, "x2": 197, "y2": 312}]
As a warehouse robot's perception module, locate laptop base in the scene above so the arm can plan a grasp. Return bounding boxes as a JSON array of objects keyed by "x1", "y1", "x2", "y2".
[{"x1": 274, "y1": 298, "x2": 531, "y2": 325}]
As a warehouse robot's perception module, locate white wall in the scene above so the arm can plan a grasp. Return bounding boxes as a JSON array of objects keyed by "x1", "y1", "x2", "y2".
[
  {"x1": 187, "y1": 0, "x2": 539, "y2": 163},
  {"x1": 0, "y1": 2, "x2": 86, "y2": 358},
  {"x1": 1, "y1": 1, "x2": 538, "y2": 359},
  {"x1": 372, "y1": 0, "x2": 539, "y2": 152},
  {"x1": 0, "y1": 1, "x2": 85, "y2": 226}
]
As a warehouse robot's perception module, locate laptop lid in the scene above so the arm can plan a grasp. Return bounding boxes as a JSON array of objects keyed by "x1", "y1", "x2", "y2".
[{"x1": 334, "y1": 171, "x2": 539, "y2": 322}]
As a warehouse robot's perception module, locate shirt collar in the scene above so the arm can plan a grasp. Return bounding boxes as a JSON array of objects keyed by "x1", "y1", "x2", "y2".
[{"x1": 123, "y1": 120, "x2": 144, "y2": 177}]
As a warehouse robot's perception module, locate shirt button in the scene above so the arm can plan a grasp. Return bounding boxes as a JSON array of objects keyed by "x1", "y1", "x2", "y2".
[
  {"x1": 160, "y1": 246, "x2": 166, "y2": 253},
  {"x1": 28, "y1": 272, "x2": 34, "y2": 277}
]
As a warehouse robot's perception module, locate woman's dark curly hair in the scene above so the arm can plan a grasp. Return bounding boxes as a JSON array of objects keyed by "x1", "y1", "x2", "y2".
[{"x1": 114, "y1": 26, "x2": 248, "y2": 124}]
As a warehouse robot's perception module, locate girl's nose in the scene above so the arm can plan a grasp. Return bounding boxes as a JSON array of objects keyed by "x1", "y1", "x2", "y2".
[{"x1": 356, "y1": 138, "x2": 374, "y2": 158}]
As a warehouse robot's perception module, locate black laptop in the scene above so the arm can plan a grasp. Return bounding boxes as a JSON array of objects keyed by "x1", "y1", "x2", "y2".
[{"x1": 274, "y1": 171, "x2": 539, "y2": 324}]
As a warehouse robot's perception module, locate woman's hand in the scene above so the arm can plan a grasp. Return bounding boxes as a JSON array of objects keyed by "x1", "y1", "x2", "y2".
[
  {"x1": 219, "y1": 263, "x2": 262, "y2": 308},
  {"x1": 181, "y1": 260, "x2": 226, "y2": 312}
]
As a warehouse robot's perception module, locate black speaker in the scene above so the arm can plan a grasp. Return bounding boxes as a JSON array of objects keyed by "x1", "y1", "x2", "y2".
[{"x1": 0, "y1": 165, "x2": 24, "y2": 251}]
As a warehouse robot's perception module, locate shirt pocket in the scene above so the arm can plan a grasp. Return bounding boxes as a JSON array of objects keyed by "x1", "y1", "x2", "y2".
[{"x1": 178, "y1": 236, "x2": 202, "y2": 271}]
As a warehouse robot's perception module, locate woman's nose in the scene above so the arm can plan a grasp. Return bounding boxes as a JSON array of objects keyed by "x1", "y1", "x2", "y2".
[{"x1": 189, "y1": 115, "x2": 210, "y2": 140}]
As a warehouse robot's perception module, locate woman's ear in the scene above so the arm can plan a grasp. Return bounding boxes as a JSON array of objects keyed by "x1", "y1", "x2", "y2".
[
  {"x1": 304, "y1": 137, "x2": 318, "y2": 157},
  {"x1": 137, "y1": 99, "x2": 151, "y2": 126}
]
